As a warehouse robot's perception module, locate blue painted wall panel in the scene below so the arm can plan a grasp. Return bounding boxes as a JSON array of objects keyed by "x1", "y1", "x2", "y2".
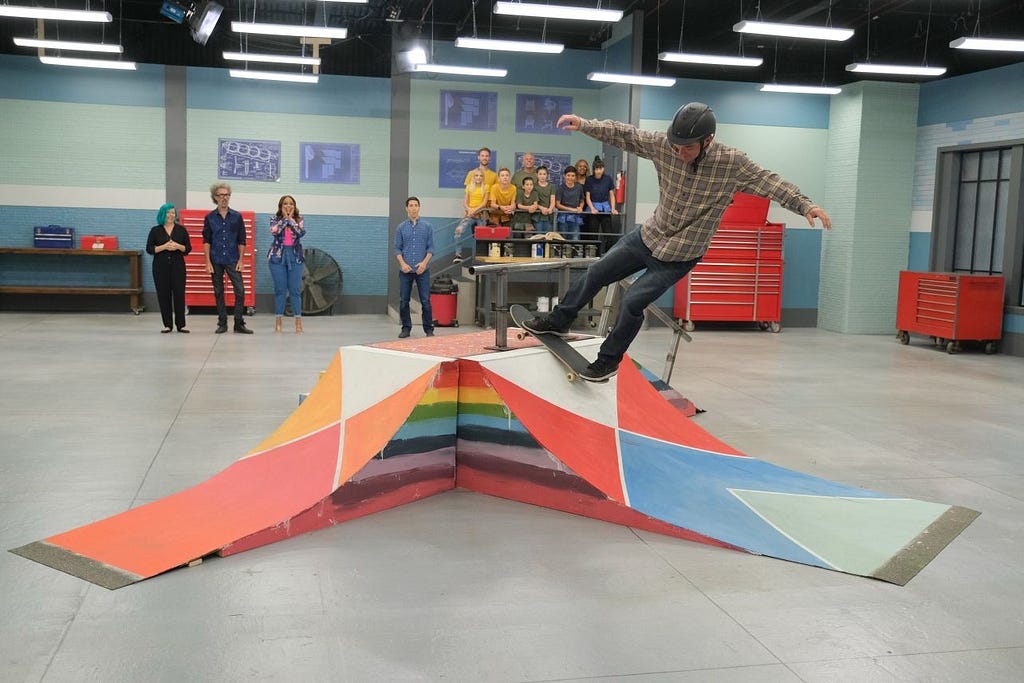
[
  {"x1": 642, "y1": 80, "x2": 830, "y2": 129},
  {"x1": 918, "y1": 62, "x2": 1024, "y2": 126},
  {"x1": 0, "y1": 55, "x2": 164, "y2": 106},
  {"x1": 781, "y1": 229, "x2": 822, "y2": 308},
  {"x1": 187, "y1": 66, "x2": 391, "y2": 118},
  {"x1": 907, "y1": 232, "x2": 931, "y2": 272},
  {"x1": 0, "y1": 206, "x2": 389, "y2": 297}
]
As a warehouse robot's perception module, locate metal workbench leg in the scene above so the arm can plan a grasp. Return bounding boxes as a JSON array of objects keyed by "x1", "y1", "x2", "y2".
[
  {"x1": 489, "y1": 270, "x2": 510, "y2": 350},
  {"x1": 597, "y1": 282, "x2": 619, "y2": 336}
]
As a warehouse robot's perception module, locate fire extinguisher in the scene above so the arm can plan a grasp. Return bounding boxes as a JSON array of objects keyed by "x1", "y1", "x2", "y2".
[{"x1": 614, "y1": 170, "x2": 626, "y2": 204}]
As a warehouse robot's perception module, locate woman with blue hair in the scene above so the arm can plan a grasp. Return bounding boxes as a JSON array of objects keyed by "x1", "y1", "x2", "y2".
[{"x1": 146, "y1": 203, "x2": 192, "y2": 333}]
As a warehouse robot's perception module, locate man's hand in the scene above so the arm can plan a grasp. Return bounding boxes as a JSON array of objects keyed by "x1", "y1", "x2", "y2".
[
  {"x1": 806, "y1": 207, "x2": 833, "y2": 230},
  {"x1": 236, "y1": 259, "x2": 245, "y2": 271},
  {"x1": 415, "y1": 263, "x2": 426, "y2": 275},
  {"x1": 400, "y1": 263, "x2": 412, "y2": 273},
  {"x1": 557, "y1": 114, "x2": 582, "y2": 131}
]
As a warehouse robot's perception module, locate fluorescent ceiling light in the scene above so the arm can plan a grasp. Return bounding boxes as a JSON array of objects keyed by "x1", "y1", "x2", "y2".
[
  {"x1": 493, "y1": 2, "x2": 623, "y2": 23},
  {"x1": 587, "y1": 72, "x2": 676, "y2": 87},
  {"x1": 846, "y1": 63, "x2": 946, "y2": 77},
  {"x1": 949, "y1": 37, "x2": 1024, "y2": 52},
  {"x1": 0, "y1": 6, "x2": 112, "y2": 22},
  {"x1": 734, "y1": 20, "x2": 853, "y2": 42},
  {"x1": 415, "y1": 64, "x2": 508, "y2": 77},
  {"x1": 14, "y1": 38, "x2": 123, "y2": 53},
  {"x1": 223, "y1": 52, "x2": 321, "y2": 66},
  {"x1": 229, "y1": 69, "x2": 319, "y2": 84},
  {"x1": 231, "y1": 22, "x2": 348, "y2": 39},
  {"x1": 659, "y1": 51, "x2": 762, "y2": 67},
  {"x1": 39, "y1": 56, "x2": 136, "y2": 70},
  {"x1": 455, "y1": 37, "x2": 564, "y2": 54},
  {"x1": 761, "y1": 84, "x2": 841, "y2": 95}
]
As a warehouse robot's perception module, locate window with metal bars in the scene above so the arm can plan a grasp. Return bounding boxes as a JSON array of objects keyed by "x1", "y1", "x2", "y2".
[
  {"x1": 931, "y1": 142, "x2": 1024, "y2": 308},
  {"x1": 952, "y1": 148, "x2": 1010, "y2": 276}
]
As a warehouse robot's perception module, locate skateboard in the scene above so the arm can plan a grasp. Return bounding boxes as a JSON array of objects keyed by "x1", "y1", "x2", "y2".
[{"x1": 509, "y1": 304, "x2": 608, "y2": 383}]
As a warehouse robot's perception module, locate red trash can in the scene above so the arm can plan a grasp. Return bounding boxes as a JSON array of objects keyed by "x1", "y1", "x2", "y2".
[{"x1": 430, "y1": 277, "x2": 459, "y2": 327}]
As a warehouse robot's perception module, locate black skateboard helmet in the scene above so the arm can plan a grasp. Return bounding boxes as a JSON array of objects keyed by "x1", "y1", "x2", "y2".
[{"x1": 667, "y1": 102, "x2": 716, "y2": 146}]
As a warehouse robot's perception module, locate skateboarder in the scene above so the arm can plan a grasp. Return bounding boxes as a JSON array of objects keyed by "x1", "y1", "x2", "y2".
[{"x1": 522, "y1": 102, "x2": 832, "y2": 381}]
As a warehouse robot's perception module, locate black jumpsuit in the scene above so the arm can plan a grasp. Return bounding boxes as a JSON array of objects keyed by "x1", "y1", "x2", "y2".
[{"x1": 145, "y1": 223, "x2": 192, "y2": 330}]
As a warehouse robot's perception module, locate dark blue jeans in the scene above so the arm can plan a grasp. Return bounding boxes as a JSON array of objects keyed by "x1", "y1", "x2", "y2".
[
  {"x1": 399, "y1": 269, "x2": 434, "y2": 332},
  {"x1": 547, "y1": 229, "x2": 699, "y2": 365}
]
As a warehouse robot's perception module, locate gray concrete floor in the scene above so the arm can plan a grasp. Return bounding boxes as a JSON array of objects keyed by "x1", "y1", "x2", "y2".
[{"x1": 1, "y1": 311, "x2": 1023, "y2": 682}]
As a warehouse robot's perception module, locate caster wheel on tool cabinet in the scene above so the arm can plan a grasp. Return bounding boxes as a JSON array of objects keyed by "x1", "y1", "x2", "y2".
[
  {"x1": 946, "y1": 341, "x2": 959, "y2": 354},
  {"x1": 897, "y1": 331, "x2": 910, "y2": 345},
  {"x1": 984, "y1": 341, "x2": 997, "y2": 354},
  {"x1": 769, "y1": 321, "x2": 781, "y2": 333},
  {"x1": 683, "y1": 320, "x2": 696, "y2": 332}
]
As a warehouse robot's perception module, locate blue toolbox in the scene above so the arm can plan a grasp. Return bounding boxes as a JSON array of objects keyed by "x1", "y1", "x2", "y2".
[{"x1": 33, "y1": 225, "x2": 75, "y2": 248}]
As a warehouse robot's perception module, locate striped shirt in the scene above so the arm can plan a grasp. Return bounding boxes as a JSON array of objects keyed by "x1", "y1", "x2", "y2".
[{"x1": 580, "y1": 119, "x2": 818, "y2": 262}]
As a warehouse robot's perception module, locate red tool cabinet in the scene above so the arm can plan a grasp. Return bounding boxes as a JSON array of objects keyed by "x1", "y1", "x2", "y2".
[
  {"x1": 672, "y1": 193, "x2": 784, "y2": 332},
  {"x1": 896, "y1": 271, "x2": 1003, "y2": 354},
  {"x1": 179, "y1": 209, "x2": 257, "y2": 314}
]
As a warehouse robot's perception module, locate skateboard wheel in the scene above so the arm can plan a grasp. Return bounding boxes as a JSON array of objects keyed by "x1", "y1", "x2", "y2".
[
  {"x1": 516, "y1": 332, "x2": 527, "y2": 340},
  {"x1": 567, "y1": 372, "x2": 577, "y2": 382}
]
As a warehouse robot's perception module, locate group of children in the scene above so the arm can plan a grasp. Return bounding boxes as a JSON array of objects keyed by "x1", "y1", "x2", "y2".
[{"x1": 453, "y1": 150, "x2": 619, "y2": 261}]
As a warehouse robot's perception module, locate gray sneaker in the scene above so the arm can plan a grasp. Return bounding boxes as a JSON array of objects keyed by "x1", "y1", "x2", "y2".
[{"x1": 521, "y1": 315, "x2": 571, "y2": 337}]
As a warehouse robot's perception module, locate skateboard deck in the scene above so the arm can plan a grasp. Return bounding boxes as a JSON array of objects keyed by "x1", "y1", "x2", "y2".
[{"x1": 509, "y1": 304, "x2": 607, "y2": 383}]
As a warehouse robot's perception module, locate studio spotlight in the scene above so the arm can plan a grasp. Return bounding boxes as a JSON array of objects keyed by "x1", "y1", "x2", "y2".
[{"x1": 160, "y1": 1, "x2": 224, "y2": 45}]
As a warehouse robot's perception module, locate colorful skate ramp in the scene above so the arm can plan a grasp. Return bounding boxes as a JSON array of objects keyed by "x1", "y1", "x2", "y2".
[{"x1": 12, "y1": 332, "x2": 977, "y2": 588}]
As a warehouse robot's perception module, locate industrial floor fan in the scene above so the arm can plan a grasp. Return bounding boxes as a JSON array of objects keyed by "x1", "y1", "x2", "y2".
[{"x1": 286, "y1": 248, "x2": 342, "y2": 316}]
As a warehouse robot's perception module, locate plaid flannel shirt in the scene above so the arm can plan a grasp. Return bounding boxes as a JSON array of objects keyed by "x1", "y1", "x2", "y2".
[{"x1": 580, "y1": 119, "x2": 818, "y2": 262}]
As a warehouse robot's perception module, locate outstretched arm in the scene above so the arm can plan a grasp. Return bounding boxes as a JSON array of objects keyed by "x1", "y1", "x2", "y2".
[
  {"x1": 557, "y1": 114, "x2": 662, "y2": 160},
  {"x1": 806, "y1": 207, "x2": 832, "y2": 230}
]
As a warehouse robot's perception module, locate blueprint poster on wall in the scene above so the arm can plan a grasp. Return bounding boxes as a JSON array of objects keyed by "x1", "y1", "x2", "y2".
[
  {"x1": 300, "y1": 142, "x2": 360, "y2": 184},
  {"x1": 439, "y1": 90, "x2": 498, "y2": 131},
  {"x1": 515, "y1": 94, "x2": 572, "y2": 135},
  {"x1": 515, "y1": 152, "x2": 572, "y2": 186},
  {"x1": 218, "y1": 138, "x2": 281, "y2": 182},
  {"x1": 438, "y1": 148, "x2": 499, "y2": 189}
]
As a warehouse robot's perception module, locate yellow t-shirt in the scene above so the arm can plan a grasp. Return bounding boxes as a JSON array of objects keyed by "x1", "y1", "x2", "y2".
[
  {"x1": 465, "y1": 184, "x2": 488, "y2": 214},
  {"x1": 489, "y1": 183, "x2": 517, "y2": 223},
  {"x1": 465, "y1": 168, "x2": 498, "y2": 192}
]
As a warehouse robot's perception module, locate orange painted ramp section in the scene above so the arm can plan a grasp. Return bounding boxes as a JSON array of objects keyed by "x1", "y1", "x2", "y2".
[
  {"x1": 19, "y1": 424, "x2": 341, "y2": 588},
  {"x1": 11, "y1": 346, "x2": 448, "y2": 589}
]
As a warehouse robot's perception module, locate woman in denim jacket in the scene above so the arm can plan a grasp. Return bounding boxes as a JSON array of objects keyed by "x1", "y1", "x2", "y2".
[{"x1": 268, "y1": 195, "x2": 306, "y2": 333}]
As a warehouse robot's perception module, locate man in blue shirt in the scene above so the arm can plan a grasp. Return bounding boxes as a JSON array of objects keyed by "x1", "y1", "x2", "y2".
[
  {"x1": 394, "y1": 196, "x2": 434, "y2": 338},
  {"x1": 202, "y1": 182, "x2": 252, "y2": 334}
]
